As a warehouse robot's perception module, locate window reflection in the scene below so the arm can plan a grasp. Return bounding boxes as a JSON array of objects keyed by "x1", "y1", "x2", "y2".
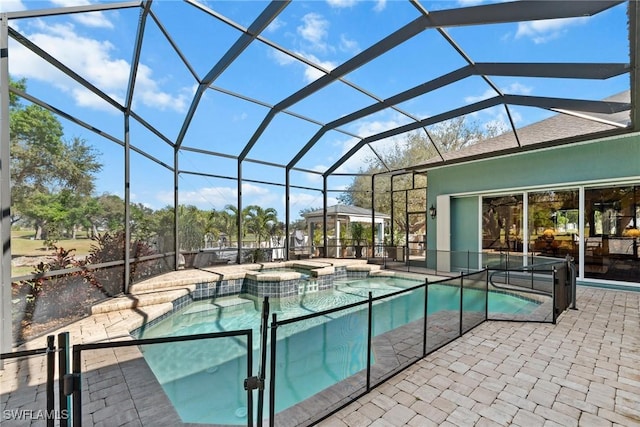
[
  {"x1": 584, "y1": 185, "x2": 640, "y2": 282},
  {"x1": 480, "y1": 185, "x2": 639, "y2": 284},
  {"x1": 528, "y1": 190, "x2": 579, "y2": 264},
  {"x1": 482, "y1": 195, "x2": 523, "y2": 253}
]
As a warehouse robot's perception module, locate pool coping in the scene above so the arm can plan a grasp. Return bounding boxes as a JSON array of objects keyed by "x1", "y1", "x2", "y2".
[{"x1": 126, "y1": 269, "x2": 551, "y2": 426}]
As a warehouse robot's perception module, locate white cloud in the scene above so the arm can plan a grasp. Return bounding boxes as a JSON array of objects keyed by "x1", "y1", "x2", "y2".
[
  {"x1": 71, "y1": 87, "x2": 123, "y2": 112},
  {"x1": 373, "y1": 0, "x2": 386, "y2": 12},
  {"x1": 9, "y1": 20, "x2": 190, "y2": 113},
  {"x1": 268, "y1": 49, "x2": 334, "y2": 83},
  {"x1": 339, "y1": 34, "x2": 360, "y2": 54},
  {"x1": 270, "y1": 49, "x2": 296, "y2": 66},
  {"x1": 172, "y1": 186, "x2": 236, "y2": 209},
  {"x1": 266, "y1": 16, "x2": 284, "y2": 33},
  {"x1": 289, "y1": 192, "x2": 338, "y2": 215},
  {"x1": 298, "y1": 13, "x2": 329, "y2": 52},
  {"x1": 354, "y1": 116, "x2": 405, "y2": 138},
  {"x1": 516, "y1": 17, "x2": 589, "y2": 44},
  {"x1": 317, "y1": 115, "x2": 406, "y2": 174},
  {"x1": 464, "y1": 82, "x2": 532, "y2": 104},
  {"x1": 159, "y1": 182, "x2": 276, "y2": 210},
  {"x1": 302, "y1": 165, "x2": 327, "y2": 183},
  {"x1": 50, "y1": 0, "x2": 114, "y2": 28},
  {"x1": 326, "y1": 0, "x2": 358, "y2": 8},
  {"x1": 0, "y1": 0, "x2": 26, "y2": 12},
  {"x1": 303, "y1": 58, "x2": 336, "y2": 82}
]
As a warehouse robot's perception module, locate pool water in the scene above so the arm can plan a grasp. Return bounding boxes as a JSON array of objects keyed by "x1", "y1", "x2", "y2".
[{"x1": 138, "y1": 277, "x2": 539, "y2": 425}]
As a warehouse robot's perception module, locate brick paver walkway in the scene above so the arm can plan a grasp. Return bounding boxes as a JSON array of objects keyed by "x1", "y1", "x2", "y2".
[
  {"x1": 319, "y1": 286, "x2": 640, "y2": 427},
  {"x1": 1, "y1": 284, "x2": 638, "y2": 426}
]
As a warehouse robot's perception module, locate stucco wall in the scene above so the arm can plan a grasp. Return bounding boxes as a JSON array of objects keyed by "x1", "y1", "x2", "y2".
[{"x1": 427, "y1": 133, "x2": 640, "y2": 252}]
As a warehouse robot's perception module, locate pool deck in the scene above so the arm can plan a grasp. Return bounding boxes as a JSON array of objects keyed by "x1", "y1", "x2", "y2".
[
  {"x1": 1, "y1": 262, "x2": 639, "y2": 426},
  {"x1": 318, "y1": 286, "x2": 640, "y2": 427}
]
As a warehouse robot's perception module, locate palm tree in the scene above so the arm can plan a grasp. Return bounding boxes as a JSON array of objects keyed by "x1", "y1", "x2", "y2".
[
  {"x1": 211, "y1": 205, "x2": 239, "y2": 246},
  {"x1": 244, "y1": 205, "x2": 278, "y2": 247}
]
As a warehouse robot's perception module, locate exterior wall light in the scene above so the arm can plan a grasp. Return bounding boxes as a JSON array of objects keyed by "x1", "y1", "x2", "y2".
[{"x1": 429, "y1": 204, "x2": 436, "y2": 219}]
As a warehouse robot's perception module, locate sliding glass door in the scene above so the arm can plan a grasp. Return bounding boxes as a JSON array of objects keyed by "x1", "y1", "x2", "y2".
[{"x1": 584, "y1": 185, "x2": 640, "y2": 282}]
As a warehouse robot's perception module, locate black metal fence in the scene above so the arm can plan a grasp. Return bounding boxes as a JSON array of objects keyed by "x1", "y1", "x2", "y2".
[
  {"x1": 1, "y1": 256, "x2": 575, "y2": 427},
  {"x1": 0, "y1": 333, "x2": 67, "y2": 427}
]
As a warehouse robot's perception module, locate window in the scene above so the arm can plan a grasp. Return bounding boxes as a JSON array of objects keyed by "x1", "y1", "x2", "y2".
[
  {"x1": 584, "y1": 185, "x2": 640, "y2": 281},
  {"x1": 528, "y1": 189, "x2": 579, "y2": 262},
  {"x1": 482, "y1": 195, "x2": 523, "y2": 253}
]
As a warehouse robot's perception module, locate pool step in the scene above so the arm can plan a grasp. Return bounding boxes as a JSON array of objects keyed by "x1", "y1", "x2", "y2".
[
  {"x1": 127, "y1": 268, "x2": 249, "y2": 294},
  {"x1": 91, "y1": 287, "x2": 193, "y2": 314},
  {"x1": 181, "y1": 298, "x2": 255, "y2": 315}
]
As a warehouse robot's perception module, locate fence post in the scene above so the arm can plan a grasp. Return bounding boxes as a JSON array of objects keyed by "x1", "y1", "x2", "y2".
[
  {"x1": 268, "y1": 313, "x2": 277, "y2": 427},
  {"x1": 422, "y1": 279, "x2": 428, "y2": 357},
  {"x1": 505, "y1": 251, "x2": 510, "y2": 285},
  {"x1": 46, "y1": 335, "x2": 55, "y2": 427},
  {"x1": 246, "y1": 329, "x2": 254, "y2": 427},
  {"x1": 257, "y1": 297, "x2": 270, "y2": 427},
  {"x1": 72, "y1": 346, "x2": 82, "y2": 426},
  {"x1": 366, "y1": 292, "x2": 373, "y2": 391},
  {"x1": 484, "y1": 268, "x2": 489, "y2": 321},
  {"x1": 567, "y1": 256, "x2": 578, "y2": 310},
  {"x1": 459, "y1": 275, "x2": 464, "y2": 337},
  {"x1": 58, "y1": 332, "x2": 70, "y2": 427},
  {"x1": 551, "y1": 267, "x2": 557, "y2": 324}
]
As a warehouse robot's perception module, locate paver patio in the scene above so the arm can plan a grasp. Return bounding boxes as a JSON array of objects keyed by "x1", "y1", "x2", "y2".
[
  {"x1": 319, "y1": 286, "x2": 640, "y2": 427},
  {"x1": 1, "y1": 275, "x2": 638, "y2": 426}
]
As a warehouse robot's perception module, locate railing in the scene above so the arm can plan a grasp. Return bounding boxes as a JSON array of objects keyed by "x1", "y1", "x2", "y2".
[
  {"x1": 67, "y1": 330, "x2": 254, "y2": 427},
  {"x1": 263, "y1": 270, "x2": 490, "y2": 426},
  {"x1": 0, "y1": 334, "x2": 66, "y2": 427},
  {"x1": 2, "y1": 252, "x2": 576, "y2": 427}
]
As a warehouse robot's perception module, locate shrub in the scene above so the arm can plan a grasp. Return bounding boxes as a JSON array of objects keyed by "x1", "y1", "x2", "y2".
[
  {"x1": 83, "y1": 231, "x2": 160, "y2": 295},
  {"x1": 16, "y1": 246, "x2": 103, "y2": 342}
]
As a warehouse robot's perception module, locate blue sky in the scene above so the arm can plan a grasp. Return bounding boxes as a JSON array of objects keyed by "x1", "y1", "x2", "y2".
[{"x1": 2, "y1": 0, "x2": 631, "y2": 219}]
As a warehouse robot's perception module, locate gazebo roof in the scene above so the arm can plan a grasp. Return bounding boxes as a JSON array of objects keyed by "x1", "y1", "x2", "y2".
[{"x1": 303, "y1": 205, "x2": 390, "y2": 220}]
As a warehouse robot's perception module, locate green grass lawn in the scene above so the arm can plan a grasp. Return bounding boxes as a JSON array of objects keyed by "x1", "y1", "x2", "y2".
[
  {"x1": 11, "y1": 230, "x2": 94, "y2": 257},
  {"x1": 11, "y1": 230, "x2": 95, "y2": 277}
]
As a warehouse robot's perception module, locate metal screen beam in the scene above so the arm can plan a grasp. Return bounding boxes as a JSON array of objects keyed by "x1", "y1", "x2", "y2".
[
  {"x1": 425, "y1": 1, "x2": 623, "y2": 27},
  {"x1": 0, "y1": 14, "x2": 12, "y2": 356},
  {"x1": 326, "y1": 97, "x2": 502, "y2": 175},
  {"x1": 289, "y1": 61, "x2": 628, "y2": 170},
  {"x1": 8, "y1": 27, "x2": 125, "y2": 113},
  {"x1": 5, "y1": 1, "x2": 141, "y2": 20},
  {"x1": 326, "y1": 93, "x2": 631, "y2": 176},
  {"x1": 175, "y1": 0, "x2": 289, "y2": 149},
  {"x1": 504, "y1": 95, "x2": 630, "y2": 114},
  {"x1": 287, "y1": 67, "x2": 474, "y2": 169},
  {"x1": 473, "y1": 63, "x2": 629, "y2": 79},
  {"x1": 243, "y1": 0, "x2": 624, "y2": 162},
  {"x1": 125, "y1": 0, "x2": 152, "y2": 113},
  {"x1": 240, "y1": 14, "x2": 429, "y2": 161}
]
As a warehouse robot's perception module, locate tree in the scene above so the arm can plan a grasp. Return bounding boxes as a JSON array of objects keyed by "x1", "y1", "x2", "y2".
[
  {"x1": 339, "y1": 118, "x2": 504, "y2": 236},
  {"x1": 244, "y1": 205, "x2": 278, "y2": 246},
  {"x1": 177, "y1": 205, "x2": 209, "y2": 251},
  {"x1": 214, "y1": 205, "x2": 242, "y2": 246},
  {"x1": 129, "y1": 202, "x2": 157, "y2": 242},
  {"x1": 93, "y1": 193, "x2": 125, "y2": 233},
  {"x1": 9, "y1": 78, "x2": 102, "y2": 237},
  {"x1": 10, "y1": 103, "x2": 64, "y2": 227}
]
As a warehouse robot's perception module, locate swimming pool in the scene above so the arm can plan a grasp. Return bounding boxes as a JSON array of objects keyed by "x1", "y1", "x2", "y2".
[{"x1": 138, "y1": 276, "x2": 539, "y2": 425}]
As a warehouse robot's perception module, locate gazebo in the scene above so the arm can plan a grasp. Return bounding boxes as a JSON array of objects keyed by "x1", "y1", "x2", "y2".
[{"x1": 303, "y1": 205, "x2": 390, "y2": 258}]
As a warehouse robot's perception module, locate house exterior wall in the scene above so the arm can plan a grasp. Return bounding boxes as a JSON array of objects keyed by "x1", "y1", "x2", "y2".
[{"x1": 427, "y1": 133, "x2": 640, "y2": 255}]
